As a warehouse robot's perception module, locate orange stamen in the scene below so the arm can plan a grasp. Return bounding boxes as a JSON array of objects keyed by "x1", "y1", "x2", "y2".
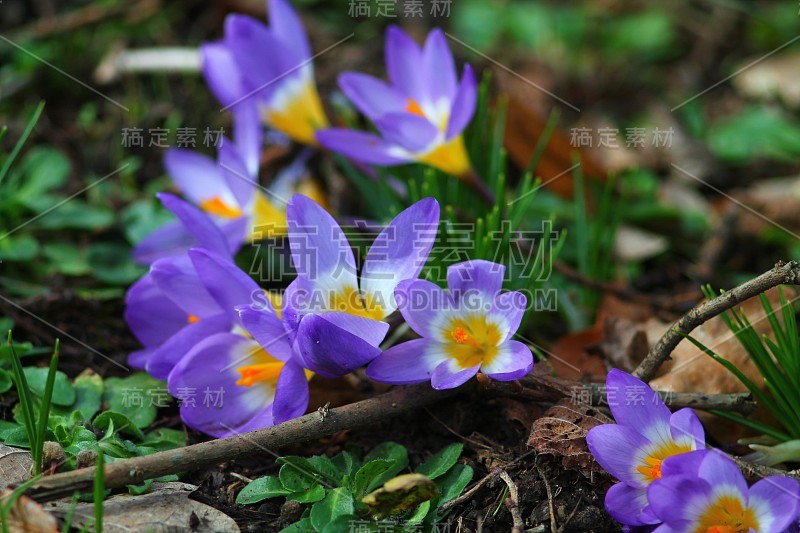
[
  {"x1": 405, "y1": 98, "x2": 426, "y2": 117},
  {"x1": 187, "y1": 314, "x2": 200, "y2": 324},
  {"x1": 200, "y1": 196, "x2": 243, "y2": 219},
  {"x1": 451, "y1": 326, "x2": 470, "y2": 344}
]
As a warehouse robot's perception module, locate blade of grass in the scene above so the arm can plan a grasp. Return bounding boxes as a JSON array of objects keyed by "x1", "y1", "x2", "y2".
[
  {"x1": 94, "y1": 452, "x2": 105, "y2": 533},
  {"x1": 709, "y1": 409, "x2": 791, "y2": 442},
  {"x1": 34, "y1": 340, "x2": 60, "y2": 476},
  {"x1": 6, "y1": 332, "x2": 37, "y2": 463},
  {"x1": 0, "y1": 101, "x2": 45, "y2": 186}
]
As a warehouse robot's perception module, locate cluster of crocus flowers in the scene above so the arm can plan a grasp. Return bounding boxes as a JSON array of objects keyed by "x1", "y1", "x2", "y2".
[{"x1": 587, "y1": 370, "x2": 800, "y2": 530}]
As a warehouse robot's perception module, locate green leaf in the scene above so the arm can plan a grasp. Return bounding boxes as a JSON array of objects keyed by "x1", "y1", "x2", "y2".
[
  {"x1": 279, "y1": 517, "x2": 313, "y2": 533},
  {"x1": 331, "y1": 450, "x2": 357, "y2": 479},
  {"x1": 14, "y1": 147, "x2": 70, "y2": 202},
  {"x1": 236, "y1": 476, "x2": 291, "y2": 505},
  {"x1": 321, "y1": 514, "x2": 359, "y2": 533},
  {"x1": 708, "y1": 107, "x2": 800, "y2": 163},
  {"x1": 3, "y1": 426, "x2": 31, "y2": 448},
  {"x1": 279, "y1": 462, "x2": 320, "y2": 493},
  {"x1": 22, "y1": 367, "x2": 75, "y2": 406},
  {"x1": 437, "y1": 464, "x2": 474, "y2": 506},
  {"x1": 87, "y1": 242, "x2": 145, "y2": 285},
  {"x1": 42, "y1": 244, "x2": 90, "y2": 276},
  {"x1": 278, "y1": 456, "x2": 341, "y2": 486},
  {"x1": 70, "y1": 371, "x2": 104, "y2": 419},
  {"x1": 92, "y1": 411, "x2": 146, "y2": 442},
  {"x1": 415, "y1": 443, "x2": 463, "y2": 480},
  {"x1": 0, "y1": 235, "x2": 39, "y2": 262},
  {"x1": 102, "y1": 373, "x2": 165, "y2": 429},
  {"x1": 0, "y1": 420, "x2": 20, "y2": 440},
  {"x1": 121, "y1": 200, "x2": 174, "y2": 245},
  {"x1": 141, "y1": 428, "x2": 186, "y2": 451},
  {"x1": 310, "y1": 488, "x2": 354, "y2": 532},
  {"x1": 33, "y1": 201, "x2": 114, "y2": 230},
  {"x1": 352, "y1": 460, "x2": 393, "y2": 498},
  {"x1": 0, "y1": 368, "x2": 11, "y2": 393},
  {"x1": 363, "y1": 441, "x2": 408, "y2": 488},
  {"x1": 286, "y1": 484, "x2": 326, "y2": 504}
]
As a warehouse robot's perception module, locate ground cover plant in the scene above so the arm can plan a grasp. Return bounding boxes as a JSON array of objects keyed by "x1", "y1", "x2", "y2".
[{"x1": 3, "y1": 0, "x2": 800, "y2": 531}]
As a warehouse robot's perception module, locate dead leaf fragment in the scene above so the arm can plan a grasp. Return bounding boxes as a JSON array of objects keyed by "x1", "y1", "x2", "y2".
[
  {"x1": 528, "y1": 399, "x2": 613, "y2": 476},
  {"x1": 362, "y1": 473, "x2": 438, "y2": 519},
  {"x1": 0, "y1": 445, "x2": 33, "y2": 490},
  {"x1": 45, "y1": 482, "x2": 239, "y2": 533},
  {"x1": 0, "y1": 488, "x2": 58, "y2": 533}
]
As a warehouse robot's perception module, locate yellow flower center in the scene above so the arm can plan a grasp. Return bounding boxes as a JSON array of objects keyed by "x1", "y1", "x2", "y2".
[
  {"x1": 696, "y1": 496, "x2": 759, "y2": 533},
  {"x1": 329, "y1": 285, "x2": 384, "y2": 321},
  {"x1": 200, "y1": 196, "x2": 243, "y2": 218},
  {"x1": 636, "y1": 441, "x2": 694, "y2": 483},
  {"x1": 419, "y1": 134, "x2": 471, "y2": 178},
  {"x1": 445, "y1": 316, "x2": 502, "y2": 369},
  {"x1": 266, "y1": 79, "x2": 329, "y2": 146}
]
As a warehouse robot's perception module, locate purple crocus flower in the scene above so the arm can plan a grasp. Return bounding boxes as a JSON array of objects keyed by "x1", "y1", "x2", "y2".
[
  {"x1": 166, "y1": 251, "x2": 312, "y2": 437},
  {"x1": 316, "y1": 26, "x2": 476, "y2": 179},
  {"x1": 257, "y1": 194, "x2": 440, "y2": 379},
  {"x1": 648, "y1": 449, "x2": 800, "y2": 532},
  {"x1": 126, "y1": 194, "x2": 244, "y2": 370},
  {"x1": 585, "y1": 370, "x2": 706, "y2": 527},
  {"x1": 205, "y1": 0, "x2": 329, "y2": 146},
  {"x1": 366, "y1": 260, "x2": 532, "y2": 389}
]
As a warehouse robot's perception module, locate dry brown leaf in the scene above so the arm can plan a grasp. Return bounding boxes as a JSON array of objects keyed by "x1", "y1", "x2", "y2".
[
  {"x1": 527, "y1": 399, "x2": 612, "y2": 476},
  {"x1": 734, "y1": 51, "x2": 800, "y2": 107},
  {"x1": 548, "y1": 323, "x2": 607, "y2": 380},
  {"x1": 0, "y1": 488, "x2": 58, "y2": 533},
  {"x1": 45, "y1": 482, "x2": 239, "y2": 533},
  {"x1": 0, "y1": 445, "x2": 33, "y2": 491}
]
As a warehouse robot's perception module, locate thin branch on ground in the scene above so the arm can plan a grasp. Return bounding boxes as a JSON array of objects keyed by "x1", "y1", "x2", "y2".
[
  {"x1": 20, "y1": 383, "x2": 467, "y2": 502},
  {"x1": 634, "y1": 260, "x2": 800, "y2": 382},
  {"x1": 498, "y1": 470, "x2": 524, "y2": 533}
]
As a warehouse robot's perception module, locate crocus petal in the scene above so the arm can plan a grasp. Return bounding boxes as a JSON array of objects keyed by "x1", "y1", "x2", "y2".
[
  {"x1": 446, "y1": 260, "x2": 505, "y2": 306},
  {"x1": 385, "y1": 25, "x2": 426, "y2": 103},
  {"x1": 125, "y1": 274, "x2": 187, "y2": 347},
  {"x1": 189, "y1": 248, "x2": 261, "y2": 322},
  {"x1": 493, "y1": 290, "x2": 527, "y2": 342},
  {"x1": 360, "y1": 197, "x2": 440, "y2": 318},
  {"x1": 374, "y1": 112, "x2": 440, "y2": 153},
  {"x1": 150, "y1": 255, "x2": 220, "y2": 318},
  {"x1": 315, "y1": 312, "x2": 390, "y2": 347},
  {"x1": 480, "y1": 340, "x2": 533, "y2": 381},
  {"x1": 232, "y1": 102, "x2": 263, "y2": 179},
  {"x1": 604, "y1": 483, "x2": 659, "y2": 526},
  {"x1": 749, "y1": 476, "x2": 800, "y2": 533},
  {"x1": 218, "y1": 139, "x2": 253, "y2": 209},
  {"x1": 393, "y1": 278, "x2": 451, "y2": 338},
  {"x1": 430, "y1": 358, "x2": 480, "y2": 390},
  {"x1": 238, "y1": 305, "x2": 296, "y2": 362},
  {"x1": 647, "y1": 474, "x2": 711, "y2": 527},
  {"x1": 286, "y1": 194, "x2": 359, "y2": 295},
  {"x1": 271, "y1": 360, "x2": 310, "y2": 424},
  {"x1": 225, "y1": 14, "x2": 291, "y2": 101},
  {"x1": 132, "y1": 220, "x2": 194, "y2": 265},
  {"x1": 158, "y1": 192, "x2": 236, "y2": 258},
  {"x1": 668, "y1": 408, "x2": 706, "y2": 449},
  {"x1": 586, "y1": 424, "x2": 652, "y2": 487},
  {"x1": 145, "y1": 313, "x2": 231, "y2": 380},
  {"x1": 660, "y1": 449, "x2": 709, "y2": 479},
  {"x1": 423, "y1": 28, "x2": 457, "y2": 105},
  {"x1": 164, "y1": 150, "x2": 233, "y2": 207},
  {"x1": 128, "y1": 348, "x2": 152, "y2": 369},
  {"x1": 316, "y1": 129, "x2": 411, "y2": 166},
  {"x1": 697, "y1": 451, "x2": 749, "y2": 505},
  {"x1": 366, "y1": 338, "x2": 446, "y2": 384},
  {"x1": 268, "y1": 0, "x2": 312, "y2": 63},
  {"x1": 338, "y1": 72, "x2": 406, "y2": 121},
  {"x1": 445, "y1": 64, "x2": 477, "y2": 141},
  {"x1": 169, "y1": 333, "x2": 276, "y2": 437},
  {"x1": 201, "y1": 42, "x2": 244, "y2": 108},
  {"x1": 604, "y1": 369, "x2": 672, "y2": 443},
  {"x1": 294, "y1": 313, "x2": 385, "y2": 378}
]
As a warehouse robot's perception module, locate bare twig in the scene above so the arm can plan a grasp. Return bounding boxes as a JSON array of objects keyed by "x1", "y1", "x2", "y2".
[
  {"x1": 498, "y1": 470, "x2": 524, "y2": 533},
  {"x1": 634, "y1": 260, "x2": 800, "y2": 382},
  {"x1": 539, "y1": 467, "x2": 558, "y2": 533},
  {"x1": 483, "y1": 374, "x2": 758, "y2": 414},
  {"x1": 20, "y1": 383, "x2": 466, "y2": 502}
]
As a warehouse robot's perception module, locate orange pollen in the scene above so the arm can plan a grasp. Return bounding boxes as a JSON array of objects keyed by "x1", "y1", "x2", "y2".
[
  {"x1": 706, "y1": 527, "x2": 737, "y2": 533},
  {"x1": 235, "y1": 362, "x2": 283, "y2": 388},
  {"x1": 636, "y1": 456, "x2": 662, "y2": 480},
  {"x1": 405, "y1": 98, "x2": 426, "y2": 118},
  {"x1": 200, "y1": 196, "x2": 243, "y2": 219},
  {"x1": 451, "y1": 327, "x2": 470, "y2": 344},
  {"x1": 187, "y1": 314, "x2": 200, "y2": 324}
]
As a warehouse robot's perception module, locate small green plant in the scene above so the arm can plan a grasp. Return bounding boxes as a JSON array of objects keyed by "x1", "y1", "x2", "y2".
[
  {"x1": 236, "y1": 442, "x2": 473, "y2": 532},
  {"x1": 94, "y1": 451, "x2": 105, "y2": 533},
  {"x1": 6, "y1": 330, "x2": 59, "y2": 475},
  {"x1": 685, "y1": 286, "x2": 800, "y2": 461}
]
